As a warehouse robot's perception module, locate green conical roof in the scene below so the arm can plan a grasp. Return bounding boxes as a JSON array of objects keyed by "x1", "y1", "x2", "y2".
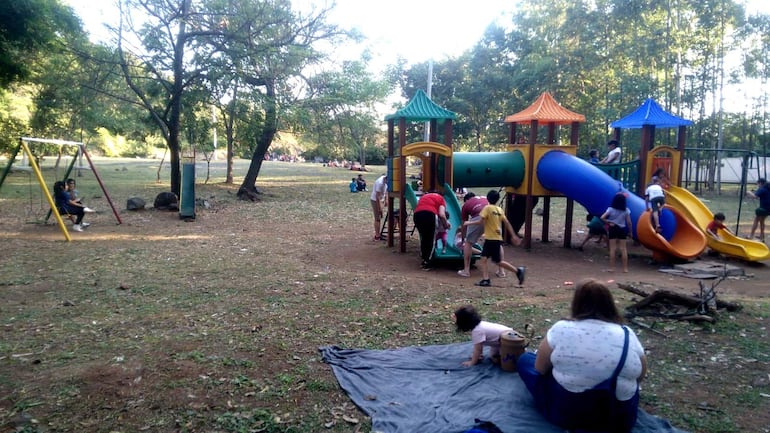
[{"x1": 384, "y1": 89, "x2": 457, "y2": 122}]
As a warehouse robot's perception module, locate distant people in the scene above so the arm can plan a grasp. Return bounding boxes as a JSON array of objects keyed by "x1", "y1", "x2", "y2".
[
  {"x1": 517, "y1": 278, "x2": 647, "y2": 433},
  {"x1": 577, "y1": 214, "x2": 607, "y2": 251},
  {"x1": 53, "y1": 180, "x2": 89, "y2": 231},
  {"x1": 589, "y1": 149, "x2": 600, "y2": 164},
  {"x1": 600, "y1": 193, "x2": 632, "y2": 272},
  {"x1": 645, "y1": 176, "x2": 665, "y2": 233},
  {"x1": 600, "y1": 140, "x2": 621, "y2": 164},
  {"x1": 356, "y1": 174, "x2": 367, "y2": 191},
  {"x1": 747, "y1": 177, "x2": 770, "y2": 241},
  {"x1": 706, "y1": 212, "x2": 728, "y2": 241},
  {"x1": 413, "y1": 191, "x2": 450, "y2": 268},
  {"x1": 349, "y1": 178, "x2": 358, "y2": 193},
  {"x1": 370, "y1": 174, "x2": 388, "y2": 241},
  {"x1": 463, "y1": 190, "x2": 525, "y2": 286},
  {"x1": 453, "y1": 305, "x2": 512, "y2": 367}
]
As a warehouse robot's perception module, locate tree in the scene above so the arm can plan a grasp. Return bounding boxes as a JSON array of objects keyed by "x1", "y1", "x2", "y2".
[
  {"x1": 0, "y1": 0, "x2": 81, "y2": 87},
  {"x1": 295, "y1": 59, "x2": 391, "y2": 165},
  {"x1": 114, "y1": 0, "x2": 227, "y2": 197},
  {"x1": 205, "y1": 0, "x2": 347, "y2": 200}
]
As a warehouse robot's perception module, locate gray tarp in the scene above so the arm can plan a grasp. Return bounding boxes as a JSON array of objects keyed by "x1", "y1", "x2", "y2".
[{"x1": 320, "y1": 343, "x2": 689, "y2": 433}]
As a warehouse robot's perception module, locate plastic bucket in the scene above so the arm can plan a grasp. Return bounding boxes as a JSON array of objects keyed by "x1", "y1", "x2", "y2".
[{"x1": 500, "y1": 330, "x2": 528, "y2": 372}]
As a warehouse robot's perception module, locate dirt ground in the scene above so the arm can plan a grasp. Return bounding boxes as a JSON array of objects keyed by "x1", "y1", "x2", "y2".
[{"x1": 1, "y1": 186, "x2": 769, "y2": 432}]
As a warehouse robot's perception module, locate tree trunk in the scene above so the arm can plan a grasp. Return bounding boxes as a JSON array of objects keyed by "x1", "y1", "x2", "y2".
[
  {"x1": 226, "y1": 128, "x2": 234, "y2": 184},
  {"x1": 166, "y1": 0, "x2": 188, "y2": 198},
  {"x1": 168, "y1": 135, "x2": 181, "y2": 198},
  {"x1": 238, "y1": 79, "x2": 276, "y2": 201},
  {"x1": 223, "y1": 85, "x2": 239, "y2": 185}
]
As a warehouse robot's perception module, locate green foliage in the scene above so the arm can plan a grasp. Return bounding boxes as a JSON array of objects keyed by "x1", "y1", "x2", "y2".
[
  {"x1": 0, "y1": 0, "x2": 82, "y2": 86},
  {"x1": 92, "y1": 127, "x2": 161, "y2": 157},
  {"x1": 396, "y1": 0, "x2": 770, "y2": 159}
]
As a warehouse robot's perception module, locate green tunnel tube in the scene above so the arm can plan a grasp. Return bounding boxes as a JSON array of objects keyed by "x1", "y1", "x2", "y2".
[{"x1": 443, "y1": 151, "x2": 526, "y2": 189}]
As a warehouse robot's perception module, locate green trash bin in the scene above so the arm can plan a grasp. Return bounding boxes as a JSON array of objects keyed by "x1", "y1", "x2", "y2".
[{"x1": 180, "y1": 162, "x2": 196, "y2": 220}]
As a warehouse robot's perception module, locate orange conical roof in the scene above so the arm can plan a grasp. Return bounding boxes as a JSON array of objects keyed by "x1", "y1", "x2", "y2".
[{"x1": 504, "y1": 92, "x2": 585, "y2": 125}]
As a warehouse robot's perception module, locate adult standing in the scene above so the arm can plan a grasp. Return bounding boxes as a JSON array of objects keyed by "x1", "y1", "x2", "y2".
[
  {"x1": 370, "y1": 174, "x2": 387, "y2": 241},
  {"x1": 600, "y1": 139, "x2": 622, "y2": 164},
  {"x1": 457, "y1": 192, "x2": 488, "y2": 277},
  {"x1": 517, "y1": 279, "x2": 647, "y2": 433},
  {"x1": 413, "y1": 191, "x2": 449, "y2": 267},
  {"x1": 747, "y1": 177, "x2": 770, "y2": 241}
]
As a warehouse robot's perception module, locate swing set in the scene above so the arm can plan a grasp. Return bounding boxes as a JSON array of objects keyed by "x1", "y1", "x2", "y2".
[{"x1": 0, "y1": 137, "x2": 122, "y2": 241}]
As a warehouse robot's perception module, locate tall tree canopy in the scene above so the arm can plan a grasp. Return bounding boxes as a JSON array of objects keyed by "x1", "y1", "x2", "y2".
[{"x1": 0, "y1": 0, "x2": 82, "y2": 87}]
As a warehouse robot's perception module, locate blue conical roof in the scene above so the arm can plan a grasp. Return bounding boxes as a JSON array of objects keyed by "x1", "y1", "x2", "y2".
[
  {"x1": 611, "y1": 98, "x2": 693, "y2": 129},
  {"x1": 384, "y1": 89, "x2": 457, "y2": 122}
]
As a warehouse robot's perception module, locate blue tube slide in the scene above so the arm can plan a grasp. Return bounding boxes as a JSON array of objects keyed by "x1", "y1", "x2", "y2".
[{"x1": 536, "y1": 150, "x2": 677, "y2": 240}]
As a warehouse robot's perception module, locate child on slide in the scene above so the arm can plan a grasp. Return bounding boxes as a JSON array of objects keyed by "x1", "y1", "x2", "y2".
[
  {"x1": 435, "y1": 213, "x2": 450, "y2": 254},
  {"x1": 645, "y1": 176, "x2": 665, "y2": 233}
]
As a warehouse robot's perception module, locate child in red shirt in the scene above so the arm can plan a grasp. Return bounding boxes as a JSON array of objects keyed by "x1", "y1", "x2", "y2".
[{"x1": 706, "y1": 212, "x2": 727, "y2": 241}]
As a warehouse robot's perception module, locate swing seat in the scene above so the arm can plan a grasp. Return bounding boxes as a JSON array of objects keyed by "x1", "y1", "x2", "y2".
[{"x1": 53, "y1": 206, "x2": 76, "y2": 224}]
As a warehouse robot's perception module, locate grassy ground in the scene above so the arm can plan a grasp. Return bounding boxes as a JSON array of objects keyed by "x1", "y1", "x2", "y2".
[{"x1": 0, "y1": 157, "x2": 768, "y2": 433}]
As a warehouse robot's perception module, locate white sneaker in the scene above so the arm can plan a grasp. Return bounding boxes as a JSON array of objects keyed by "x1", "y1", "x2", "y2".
[
  {"x1": 72, "y1": 224, "x2": 83, "y2": 232},
  {"x1": 81, "y1": 222, "x2": 91, "y2": 228},
  {"x1": 83, "y1": 207, "x2": 96, "y2": 213}
]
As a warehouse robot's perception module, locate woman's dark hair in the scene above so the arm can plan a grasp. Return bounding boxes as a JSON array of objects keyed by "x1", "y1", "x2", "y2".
[
  {"x1": 610, "y1": 192, "x2": 627, "y2": 210},
  {"x1": 571, "y1": 279, "x2": 623, "y2": 324},
  {"x1": 53, "y1": 181, "x2": 66, "y2": 195},
  {"x1": 454, "y1": 305, "x2": 482, "y2": 332}
]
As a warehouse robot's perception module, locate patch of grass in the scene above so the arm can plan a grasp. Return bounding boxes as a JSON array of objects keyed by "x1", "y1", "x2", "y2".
[{"x1": 1, "y1": 159, "x2": 768, "y2": 433}]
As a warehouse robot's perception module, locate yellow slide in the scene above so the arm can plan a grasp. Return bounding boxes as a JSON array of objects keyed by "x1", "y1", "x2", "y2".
[{"x1": 665, "y1": 185, "x2": 770, "y2": 262}]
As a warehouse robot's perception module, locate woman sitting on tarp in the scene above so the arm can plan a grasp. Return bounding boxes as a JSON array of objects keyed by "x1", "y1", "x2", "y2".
[{"x1": 517, "y1": 279, "x2": 647, "y2": 433}]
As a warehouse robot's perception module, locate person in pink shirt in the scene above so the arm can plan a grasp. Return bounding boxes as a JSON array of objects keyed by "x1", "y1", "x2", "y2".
[
  {"x1": 457, "y1": 192, "x2": 488, "y2": 277},
  {"x1": 453, "y1": 304, "x2": 513, "y2": 367}
]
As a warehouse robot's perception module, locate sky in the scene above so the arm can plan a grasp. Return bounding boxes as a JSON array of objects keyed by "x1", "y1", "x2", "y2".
[
  {"x1": 65, "y1": 0, "x2": 770, "y2": 65},
  {"x1": 63, "y1": 0, "x2": 510, "y2": 68},
  {"x1": 65, "y1": 0, "x2": 770, "y2": 113}
]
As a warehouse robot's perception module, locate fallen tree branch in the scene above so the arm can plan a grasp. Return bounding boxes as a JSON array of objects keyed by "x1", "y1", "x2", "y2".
[
  {"x1": 617, "y1": 282, "x2": 742, "y2": 311},
  {"x1": 626, "y1": 318, "x2": 669, "y2": 338}
]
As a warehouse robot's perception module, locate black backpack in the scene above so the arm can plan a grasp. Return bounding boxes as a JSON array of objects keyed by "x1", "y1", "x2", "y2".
[{"x1": 462, "y1": 419, "x2": 504, "y2": 433}]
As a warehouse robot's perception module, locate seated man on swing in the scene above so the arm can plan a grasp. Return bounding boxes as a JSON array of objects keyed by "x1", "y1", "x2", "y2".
[
  {"x1": 53, "y1": 181, "x2": 90, "y2": 231},
  {"x1": 66, "y1": 178, "x2": 96, "y2": 213}
]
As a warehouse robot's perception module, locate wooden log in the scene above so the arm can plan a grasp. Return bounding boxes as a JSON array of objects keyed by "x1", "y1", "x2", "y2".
[
  {"x1": 679, "y1": 314, "x2": 716, "y2": 323},
  {"x1": 628, "y1": 289, "x2": 703, "y2": 311},
  {"x1": 617, "y1": 282, "x2": 742, "y2": 311}
]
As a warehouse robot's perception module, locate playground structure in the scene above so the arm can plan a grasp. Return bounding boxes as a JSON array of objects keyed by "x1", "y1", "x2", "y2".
[
  {"x1": 0, "y1": 137, "x2": 122, "y2": 241},
  {"x1": 382, "y1": 92, "x2": 770, "y2": 263}
]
